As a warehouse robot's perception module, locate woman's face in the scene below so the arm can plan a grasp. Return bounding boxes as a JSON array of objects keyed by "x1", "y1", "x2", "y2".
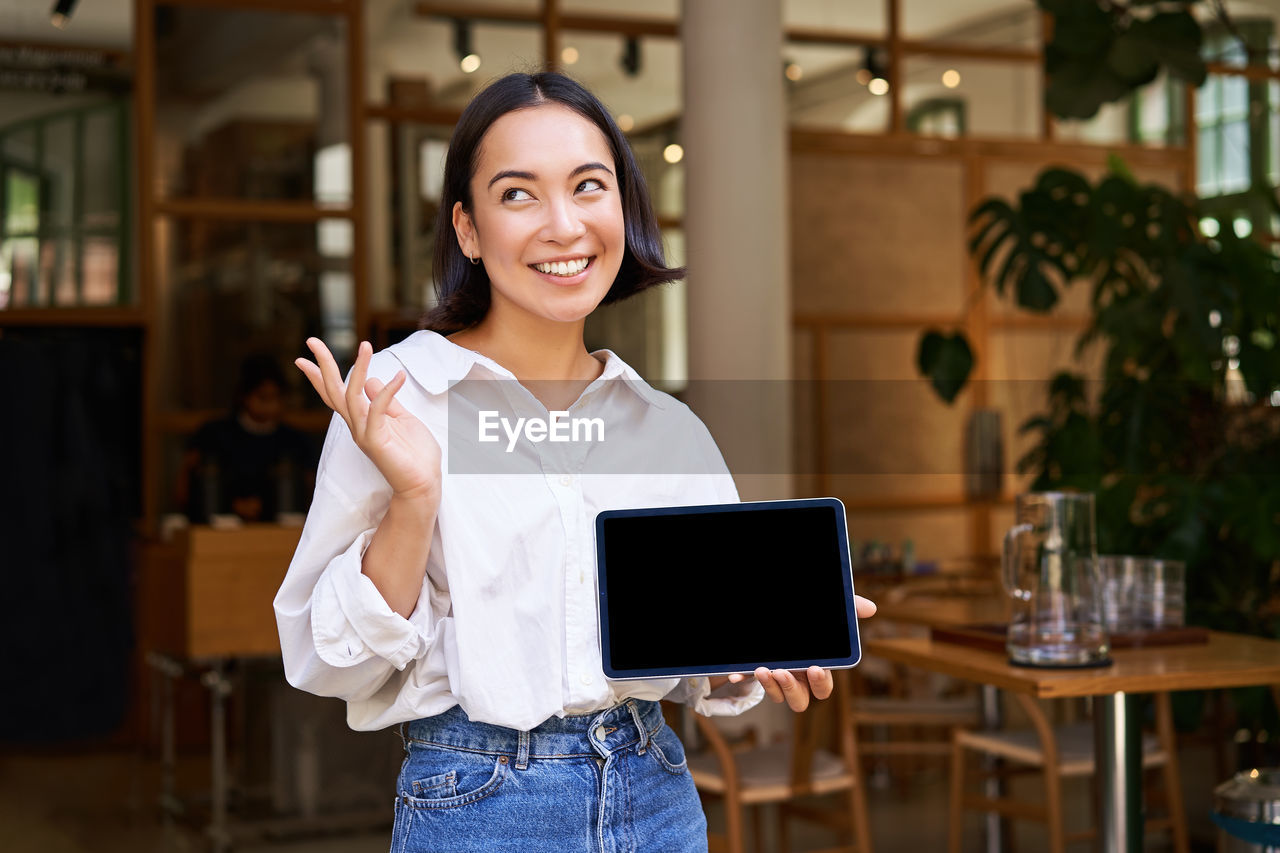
[{"x1": 453, "y1": 103, "x2": 625, "y2": 328}]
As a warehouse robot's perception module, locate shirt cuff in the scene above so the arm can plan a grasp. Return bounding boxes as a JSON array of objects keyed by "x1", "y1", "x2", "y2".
[
  {"x1": 682, "y1": 676, "x2": 765, "y2": 717},
  {"x1": 310, "y1": 529, "x2": 431, "y2": 671}
]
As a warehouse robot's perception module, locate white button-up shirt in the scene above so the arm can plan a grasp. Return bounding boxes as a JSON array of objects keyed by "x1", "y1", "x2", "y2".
[{"x1": 274, "y1": 331, "x2": 763, "y2": 731}]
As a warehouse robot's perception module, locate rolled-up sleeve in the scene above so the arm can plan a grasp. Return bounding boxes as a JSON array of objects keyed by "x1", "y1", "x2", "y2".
[
  {"x1": 309, "y1": 528, "x2": 432, "y2": 671},
  {"x1": 273, "y1": 353, "x2": 438, "y2": 703},
  {"x1": 665, "y1": 676, "x2": 765, "y2": 717}
]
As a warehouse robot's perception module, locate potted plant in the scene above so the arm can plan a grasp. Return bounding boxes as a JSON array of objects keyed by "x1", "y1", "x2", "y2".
[{"x1": 917, "y1": 0, "x2": 1280, "y2": 746}]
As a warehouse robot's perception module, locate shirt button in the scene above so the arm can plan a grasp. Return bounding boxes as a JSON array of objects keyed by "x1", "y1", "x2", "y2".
[
  {"x1": 580, "y1": 673, "x2": 592, "y2": 685},
  {"x1": 560, "y1": 475, "x2": 573, "y2": 487},
  {"x1": 594, "y1": 725, "x2": 607, "y2": 742}
]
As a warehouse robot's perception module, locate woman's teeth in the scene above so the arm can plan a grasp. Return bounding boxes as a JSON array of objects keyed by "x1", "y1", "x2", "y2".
[{"x1": 534, "y1": 258, "x2": 589, "y2": 276}]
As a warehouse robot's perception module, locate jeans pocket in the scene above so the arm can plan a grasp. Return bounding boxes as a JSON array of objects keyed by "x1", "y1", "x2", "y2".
[
  {"x1": 400, "y1": 743, "x2": 509, "y2": 810},
  {"x1": 647, "y1": 725, "x2": 689, "y2": 776}
]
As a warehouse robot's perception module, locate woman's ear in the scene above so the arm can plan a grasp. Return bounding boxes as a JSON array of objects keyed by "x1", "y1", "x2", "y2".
[{"x1": 452, "y1": 201, "x2": 478, "y2": 261}]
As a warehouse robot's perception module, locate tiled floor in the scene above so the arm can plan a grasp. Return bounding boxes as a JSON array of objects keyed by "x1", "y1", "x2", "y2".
[{"x1": 3, "y1": 736, "x2": 1225, "y2": 853}]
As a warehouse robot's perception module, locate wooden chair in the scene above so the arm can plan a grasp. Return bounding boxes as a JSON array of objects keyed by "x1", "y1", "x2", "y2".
[
  {"x1": 947, "y1": 692, "x2": 1189, "y2": 853},
  {"x1": 851, "y1": 571, "x2": 992, "y2": 787},
  {"x1": 688, "y1": 670, "x2": 874, "y2": 853},
  {"x1": 851, "y1": 693, "x2": 982, "y2": 787}
]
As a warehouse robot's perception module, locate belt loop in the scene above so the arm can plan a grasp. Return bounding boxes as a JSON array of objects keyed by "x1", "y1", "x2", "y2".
[
  {"x1": 626, "y1": 700, "x2": 648, "y2": 755},
  {"x1": 516, "y1": 729, "x2": 530, "y2": 770},
  {"x1": 397, "y1": 722, "x2": 409, "y2": 757}
]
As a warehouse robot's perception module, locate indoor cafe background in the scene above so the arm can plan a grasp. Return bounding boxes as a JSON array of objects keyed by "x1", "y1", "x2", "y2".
[{"x1": 0, "y1": 0, "x2": 1274, "y2": 837}]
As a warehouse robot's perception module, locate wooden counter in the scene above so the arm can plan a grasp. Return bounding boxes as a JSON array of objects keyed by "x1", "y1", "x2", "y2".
[{"x1": 139, "y1": 524, "x2": 302, "y2": 661}]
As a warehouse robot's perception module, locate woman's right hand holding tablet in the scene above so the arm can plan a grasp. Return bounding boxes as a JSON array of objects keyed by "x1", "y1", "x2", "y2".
[{"x1": 296, "y1": 338, "x2": 442, "y2": 506}]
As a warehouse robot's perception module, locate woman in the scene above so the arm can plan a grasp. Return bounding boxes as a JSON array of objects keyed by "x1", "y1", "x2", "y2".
[{"x1": 275, "y1": 71, "x2": 875, "y2": 852}]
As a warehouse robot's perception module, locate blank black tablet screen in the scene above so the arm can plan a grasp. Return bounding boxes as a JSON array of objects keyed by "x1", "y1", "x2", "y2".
[{"x1": 598, "y1": 502, "x2": 855, "y2": 674}]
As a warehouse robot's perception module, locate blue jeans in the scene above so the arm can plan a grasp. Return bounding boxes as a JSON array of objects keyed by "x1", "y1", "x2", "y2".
[{"x1": 392, "y1": 699, "x2": 708, "y2": 852}]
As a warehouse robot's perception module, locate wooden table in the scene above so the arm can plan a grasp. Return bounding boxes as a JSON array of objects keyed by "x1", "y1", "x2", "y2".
[
  {"x1": 865, "y1": 630, "x2": 1280, "y2": 853},
  {"x1": 140, "y1": 524, "x2": 302, "y2": 852}
]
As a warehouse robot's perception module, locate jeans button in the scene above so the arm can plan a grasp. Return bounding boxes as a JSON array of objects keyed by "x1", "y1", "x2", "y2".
[{"x1": 595, "y1": 725, "x2": 607, "y2": 742}]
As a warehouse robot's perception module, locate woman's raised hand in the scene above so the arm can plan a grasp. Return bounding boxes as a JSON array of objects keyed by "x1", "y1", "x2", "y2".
[{"x1": 296, "y1": 338, "x2": 442, "y2": 503}]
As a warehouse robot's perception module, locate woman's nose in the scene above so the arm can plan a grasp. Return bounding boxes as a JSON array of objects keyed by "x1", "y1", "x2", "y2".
[{"x1": 542, "y1": 197, "x2": 588, "y2": 243}]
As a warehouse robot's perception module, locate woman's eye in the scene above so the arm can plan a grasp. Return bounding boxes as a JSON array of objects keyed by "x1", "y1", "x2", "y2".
[
  {"x1": 501, "y1": 188, "x2": 532, "y2": 202},
  {"x1": 577, "y1": 178, "x2": 605, "y2": 193}
]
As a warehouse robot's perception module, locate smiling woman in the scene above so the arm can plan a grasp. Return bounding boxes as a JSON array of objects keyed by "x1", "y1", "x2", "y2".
[{"x1": 274, "y1": 71, "x2": 863, "y2": 853}]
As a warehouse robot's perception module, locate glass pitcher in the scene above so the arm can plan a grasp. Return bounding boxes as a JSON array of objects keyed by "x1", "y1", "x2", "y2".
[{"x1": 1003, "y1": 492, "x2": 1110, "y2": 667}]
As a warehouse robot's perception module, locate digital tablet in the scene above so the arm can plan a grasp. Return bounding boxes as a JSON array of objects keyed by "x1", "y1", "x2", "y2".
[{"x1": 594, "y1": 497, "x2": 862, "y2": 680}]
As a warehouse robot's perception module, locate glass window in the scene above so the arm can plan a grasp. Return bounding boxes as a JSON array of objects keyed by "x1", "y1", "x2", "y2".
[{"x1": 0, "y1": 101, "x2": 129, "y2": 309}]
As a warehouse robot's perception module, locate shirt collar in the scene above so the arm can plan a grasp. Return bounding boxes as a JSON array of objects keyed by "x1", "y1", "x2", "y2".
[{"x1": 388, "y1": 330, "x2": 668, "y2": 410}]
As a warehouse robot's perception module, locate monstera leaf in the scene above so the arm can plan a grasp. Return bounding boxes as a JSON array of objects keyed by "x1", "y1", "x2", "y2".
[
  {"x1": 968, "y1": 168, "x2": 1091, "y2": 313},
  {"x1": 917, "y1": 330, "x2": 974, "y2": 404},
  {"x1": 1039, "y1": 0, "x2": 1205, "y2": 120}
]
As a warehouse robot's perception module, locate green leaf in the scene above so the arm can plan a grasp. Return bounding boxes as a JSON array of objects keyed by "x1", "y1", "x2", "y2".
[
  {"x1": 917, "y1": 330, "x2": 974, "y2": 404},
  {"x1": 1017, "y1": 263, "x2": 1060, "y2": 312},
  {"x1": 1107, "y1": 153, "x2": 1138, "y2": 186},
  {"x1": 1107, "y1": 28, "x2": 1160, "y2": 85},
  {"x1": 1045, "y1": 60, "x2": 1134, "y2": 120},
  {"x1": 1145, "y1": 10, "x2": 1207, "y2": 86}
]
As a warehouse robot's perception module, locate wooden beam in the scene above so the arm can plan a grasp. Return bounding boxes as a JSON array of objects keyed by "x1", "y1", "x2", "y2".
[
  {"x1": 155, "y1": 198, "x2": 354, "y2": 222},
  {"x1": 839, "y1": 494, "x2": 1013, "y2": 512},
  {"x1": 901, "y1": 40, "x2": 1038, "y2": 64},
  {"x1": 0, "y1": 38, "x2": 131, "y2": 67},
  {"x1": 135, "y1": 0, "x2": 161, "y2": 532},
  {"x1": 794, "y1": 313, "x2": 963, "y2": 329},
  {"x1": 989, "y1": 313, "x2": 1090, "y2": 330},
  {"x1": 345, "y1": 0, "x2": 369, "y2": 345},
  {"x1": 783, "y1": 28, "x2": 883, "y2": 48},
  {"x1": 813, "y1": 324, "x2": 829, "y2": 497},
  {"x1": 887, "y1": 0, "x2": 903, "y2": 134},
  {"x1": 542, "y1": 0, "x2": 560, "y2": 72},
  {"x1": 1205, "y1": 60, "x2": 1280, "y2": 82},
  {"x1": 789, "y1": 128, "x2": 1191, "y2": 171},
  {"x1": 0, "y1": 308, "x2": 146, "y2": 327},
  {"x1": 152, "y1": 0, "x2": 348, "y2": 12}
]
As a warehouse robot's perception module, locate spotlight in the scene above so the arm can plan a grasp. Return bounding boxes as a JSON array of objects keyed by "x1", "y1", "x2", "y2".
[
  {"x1": 663, "y1": 143, "x2": 683, "y2": 164},
  {"x1": 561, "y1": 46, "x2": 579, "y2": 65},
  {"x1": 863, "y1": 48, "x2": 889, "y2": 93},
  {"x1": 616, "y1": 114, "x2": 635, "y2": 132},
  {"x1": 942, "y1": 69, "x2": 961, "y2": 88},
  {"x1": 784, "y1": 62, "x2": 803, "y2": 82},
  {"x1": 453, "y1": 19, "x2": 480, "y2": 73},
  {"x1": 620, "y1": 36, "x2": 641, "y2": 77},
  {"x1": 50, "y1": 0, "x2": 78, "y2": 28}
]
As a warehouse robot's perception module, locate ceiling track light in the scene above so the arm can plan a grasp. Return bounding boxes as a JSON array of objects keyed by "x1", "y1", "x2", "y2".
[
  {"x1": 50, "y1": 0, "x2": 78, "y2": 29},
  {"x1": 619, "y1": 35, "x2": 641, "y2": 77},
  {"x1": 863, "y1": 47, "x2": 888, "y2": 86},
  {"x1": 453, "y1": 18, "x2": 480, "y2": 73}
]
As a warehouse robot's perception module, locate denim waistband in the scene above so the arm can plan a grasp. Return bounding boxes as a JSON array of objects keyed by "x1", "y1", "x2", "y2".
[{"x1": 403, "y1": 699, "x2": 665, "y2": 767}]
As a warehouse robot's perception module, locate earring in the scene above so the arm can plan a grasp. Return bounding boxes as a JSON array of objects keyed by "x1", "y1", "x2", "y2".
[{"x1": 469, "y1": 253, "x2": 480, "y2": 266}]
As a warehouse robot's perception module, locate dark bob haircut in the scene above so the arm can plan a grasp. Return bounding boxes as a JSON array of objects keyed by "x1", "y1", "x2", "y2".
[{"x1": 420, "y1": 72, "x2": 684, "y2": 334}]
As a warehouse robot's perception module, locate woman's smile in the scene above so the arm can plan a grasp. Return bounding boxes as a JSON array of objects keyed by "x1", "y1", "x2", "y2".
[{"x1": 530, "y1": 255, "x2": 594, "y2": 282}]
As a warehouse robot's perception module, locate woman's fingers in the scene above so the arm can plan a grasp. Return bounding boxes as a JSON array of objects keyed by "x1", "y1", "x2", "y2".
[
  {"x1": 304, "y1": 337, "x2": 349, "y2": 418},
  {"x1": 343, "y1": 341, "x2": 374, "y2": 436},
  {"x1": 755, "y1": 667, "x2": 812, "y2": 712},
  {"x1": 294, "y1": 357, "x2": 333, "y2": 410},
  {"x1": 754, "y1": 666, "x2": 835, "y2": 712},
  {"x1": 806, "y1": 665, "x2": 834, "y2": 700},
  {"x1": 365, "y1": 371, "x2": 407, "y2": 427},
  {"x1": 855, "y1": 595, "x2": 877, "y2": 618}
]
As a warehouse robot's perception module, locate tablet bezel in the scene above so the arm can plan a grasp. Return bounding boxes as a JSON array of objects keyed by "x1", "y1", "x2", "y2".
[{"x1": 594, "y1": 497, "x2": 862, "y2": 681}]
